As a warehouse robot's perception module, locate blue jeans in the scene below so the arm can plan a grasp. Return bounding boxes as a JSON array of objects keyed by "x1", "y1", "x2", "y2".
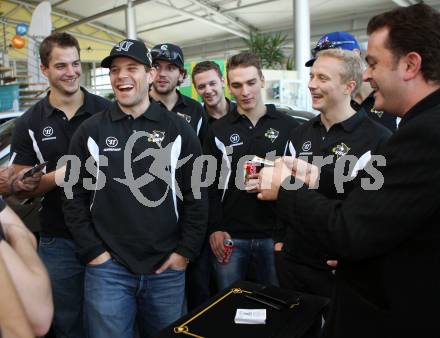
[
  {"x1": 39, "y1": 236, "x2": 86, "y2": 338},
  {"x1": 85, "y1": 258, "x2": 185, "y2": 338},
  {"x1": 213, "y1": 238, "x2": 279, "y2": 290}
]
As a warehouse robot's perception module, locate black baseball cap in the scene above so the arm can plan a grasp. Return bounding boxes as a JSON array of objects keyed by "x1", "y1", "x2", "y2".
[
  {"x1": 101, "y1": 39, "x2": 152, "y2": 68},
  {"x1": 151, "y1": 43, "x2": 184, "y2": 68}
]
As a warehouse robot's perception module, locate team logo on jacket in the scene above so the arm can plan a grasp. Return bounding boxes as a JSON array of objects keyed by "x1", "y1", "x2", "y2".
[
  {"x1": 147, "y1": 130, "x2": 165, "y2": 144},
  {"x1": 332, "y1": 142, "x2": 350, "y2": 159},
  {"x1": 302, "y1": 141, "x2": 312, "y2": 152},
  {"x1": 230, "y1": 133, "x2": 240, "y2": 144},
  {"x1": 42, "y1": 126, "x2": 56, "y2": 141},
  {"x1": 264, "y1": 128, "x2": 279, "y2": 143},
  {"x1": 42, "y1": 126, "x2": 53, "y2": 137},
  {"x1": 106, "y1": 136, "x2": 118, "y2": 148},
  {"x1": 371, "y1": 107, "x2": 384, "y2": 118},
  {"x1": 104, "y1": 136, "x2": 121, "y2": 152},
  {"x1": 177, "y1": 112, "x2": 192, "y2": 123}
]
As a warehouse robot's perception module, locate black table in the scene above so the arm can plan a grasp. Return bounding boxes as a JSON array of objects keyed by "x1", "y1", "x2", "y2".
[{"x1": 156, "y1": 281, "x2": 329, "y2": 338}]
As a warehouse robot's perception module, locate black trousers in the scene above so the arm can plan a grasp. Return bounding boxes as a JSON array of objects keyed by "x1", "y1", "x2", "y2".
[
  {"x1": 275, "y1": 250, "x2": 334, "y2": 338},
  {"x1": 275, "y1": 250, "x2": 334, "y2": 298},
  {"x1": 186, "y1": 239, "x2": 215, "y2": 311}
]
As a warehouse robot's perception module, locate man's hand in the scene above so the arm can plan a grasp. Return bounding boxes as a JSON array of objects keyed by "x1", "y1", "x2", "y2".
[
  {"x1": 11, "y1": 168, "x2": 43, "y2": 195},
  {"x1": 257, "y1": 157, "x2": 293, "y2": 201},
  {"x1": 291, "y1": 158, "x2": 319, "y2": 188},
  {"x1": 244, "y1": 173, "x2": 259, "y2": 193},
  {"x1": 274, "y1": 242, "x2": 284, "y2": 252},
  {"x1": 3, "y1": 222, "x2": 37, "y2": 250},
  {"x1": 209, "y1": 231, "x2": 231, "y2": 262},
  {"x1": 0, "y1": 167, "x2": 15, "y2": 196},
  {"x1": 87, "y1": 251, "x2": 111, "y2": 266},
  {"x1": 327, "y1": 260, "x2": 338, "y2": 268},
  {"x1": 155, "y1": 252, "x2": 189, "y2": 274}
]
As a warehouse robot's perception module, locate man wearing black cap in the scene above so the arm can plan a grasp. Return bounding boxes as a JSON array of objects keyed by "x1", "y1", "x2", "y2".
[
  {"x1": 10, "y1": 32, "x2": 110, "y2": 338},
  {"x1": 150, "y1": 43, "x2": 207, "y2": 141},
  {"x1": 306, "y1": 31, "x2": 398, "y2": 132},
  {"x1": 64, "y1": 39, "x2": 207, "y2": 338}
]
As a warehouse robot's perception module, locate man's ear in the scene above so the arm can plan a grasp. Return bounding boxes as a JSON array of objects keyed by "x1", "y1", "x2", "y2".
[
  {"x1": 260, "y1": 75, "x2": 265, "y2": 88},
  {"x1": 345, "y1": 80, "x2": 357, "y2": 96},
  {"x1": 148, "y1": 66, "x2": 157, "y2": 84},
  {"x1": 402, "y1": 52, "x2": 422, "y2": 81},
  {"x1": 40, "y1": 64, "x2": 48, "y2": 77},
  {"x1": 178, "y1": 68, "x2": 187, "y2": 83}
]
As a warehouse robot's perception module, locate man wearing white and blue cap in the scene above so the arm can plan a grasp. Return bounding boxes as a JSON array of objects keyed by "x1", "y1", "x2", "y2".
[
  {"x1": 305, "y1": 31, "x2": 361, "y2": 67},
  {"x1": 306, "y1": 32, "x2": 398, "y2": 132}
]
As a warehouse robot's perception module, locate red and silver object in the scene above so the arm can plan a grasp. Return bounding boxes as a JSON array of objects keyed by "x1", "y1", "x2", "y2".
[
  {"x1": 244, "y1": 161, "x2": 258, "y2": 181},
  {"x1": 244, "y1": 157, "x2": 274, "y2": 182},
  {"x1": 222, "y1": 238, "x2": 234, "y2": 264}
]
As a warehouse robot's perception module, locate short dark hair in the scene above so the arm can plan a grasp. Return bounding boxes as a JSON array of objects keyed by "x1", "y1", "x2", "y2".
[
  {"x1": 367, "y1": 2, "x2": 440, "y2": 83},
  {"x1": 192, "y1": 61, "x2": 223, "y2": 83},
  {"x1": 39, "y1": 32, "x2": 80, "y2": 67},
  {"x1": 226, "y1": 52, "x2": 263, "y2": 81}
]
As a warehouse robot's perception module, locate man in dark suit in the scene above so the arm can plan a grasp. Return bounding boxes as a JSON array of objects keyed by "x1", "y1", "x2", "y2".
[{"x1": 257, "y1": 3, "x2": 440, "y2": 337}]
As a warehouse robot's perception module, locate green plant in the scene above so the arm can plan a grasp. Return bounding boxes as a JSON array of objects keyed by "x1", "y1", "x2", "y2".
[
  {"x1": 245, "y1": 32, "x2": 287, "y2": 69},
  {"x1": 285, "y1": 55, "x2": 294, "y2": 70}
]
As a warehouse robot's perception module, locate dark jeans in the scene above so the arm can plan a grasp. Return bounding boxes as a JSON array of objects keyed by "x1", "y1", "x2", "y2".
[
  {"x1": 213, "y1": 238, "x2": 279, "y2": 291},
  {"x1": 39, "y1": 237, "x2": 86, "y2": 338},
  {"x1": 186, "y1": 240, "x2": 213, "y2": 311}
]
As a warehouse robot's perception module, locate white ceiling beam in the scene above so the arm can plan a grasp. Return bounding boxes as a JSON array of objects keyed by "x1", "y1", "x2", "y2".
[
  {"x1": 53, "y1": 0, "x2": 71, "y2": 7},
  {"x1": 392, "y1": 0, "x2": 418, "y2": 6},
  {"x1": 222, "y1": 0, "x2": 279, "y2": 13},
  {"x1": 189, "y1": 0, "x2": 255, "y2": 32},
  {"x1": 153, "y1": 0, "x2": 250, "y2": 39},
  {"x1": 54, "y1": 0, "x2": 153, "y2": 32},
  {"x1": 138, "y1": 18, "x2": 192, "y2": 34},
  {"x1": 138, "y1": 0, "x2": 277, "y2": 34}
]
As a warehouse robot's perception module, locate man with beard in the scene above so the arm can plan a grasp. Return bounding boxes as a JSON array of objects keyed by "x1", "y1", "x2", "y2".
[
  {"x1": 10, "y1": 32, "x2": 110, "y2": 338},
  {"x1": 64, "y1": 39, "x2": 207, "y2": 338},
  {"x1": 150, "y1": 43, "x2": 207, "y2": 141},
  {"x1": 273, "y1": 48, "x2": 391, "y2": 337}
]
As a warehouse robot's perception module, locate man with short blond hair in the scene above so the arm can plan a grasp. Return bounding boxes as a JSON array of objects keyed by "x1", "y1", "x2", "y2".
[{"x1": 273, "y1": 48, "x2": 391, "y2": 306}]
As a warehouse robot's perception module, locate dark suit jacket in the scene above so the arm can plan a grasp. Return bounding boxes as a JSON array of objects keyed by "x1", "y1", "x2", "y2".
[{"x1": 277, "y1": 89, "x2": 440, "y2": 338}]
